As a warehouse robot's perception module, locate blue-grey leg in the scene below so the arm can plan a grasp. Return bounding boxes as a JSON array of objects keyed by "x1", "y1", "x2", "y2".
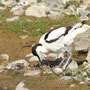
[
  {"x1": 58, "y1": 52, "x2": 68, "y2": 67},
  {"x1": 62, "y1": 47, "x2": 72, "y2": 71}
]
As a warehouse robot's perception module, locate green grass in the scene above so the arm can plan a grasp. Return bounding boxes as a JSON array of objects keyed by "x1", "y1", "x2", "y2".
[{"x1": 0, "y1": 8, "x2": 80, "y2": 35}]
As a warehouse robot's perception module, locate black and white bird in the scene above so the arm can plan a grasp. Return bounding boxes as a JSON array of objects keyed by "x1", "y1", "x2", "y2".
[{"x1": 32, "y1": 21, "x2": 90, "y2": 71}]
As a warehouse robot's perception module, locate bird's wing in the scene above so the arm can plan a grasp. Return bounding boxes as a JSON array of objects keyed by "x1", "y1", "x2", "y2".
[{"x1": 44, "y1": 26, "x2": 72, "y2": 43}]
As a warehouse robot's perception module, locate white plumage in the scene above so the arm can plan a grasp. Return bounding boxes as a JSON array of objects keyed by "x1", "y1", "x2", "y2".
[{"x1": 32, "y1": 21, "x2": 90, "y2": 71}]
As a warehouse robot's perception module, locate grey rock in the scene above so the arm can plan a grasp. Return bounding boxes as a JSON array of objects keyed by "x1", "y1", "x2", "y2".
[
  {"x1": 10, "y1": 5, "x2": 24, "y2": 13},
  {"x1": 73, "y1": 75, "x2": 84, "y2": 81},
  {"x1": 24, "y1": 70, "x2": 41, "y2": 76},
  {"x1": 67, "y1": 60, "x2": 78, "y2": 71},
  {"x1": 6, "y1": 16, "x2": 19, "y2": 22},
  {"x1": 70, "y1": 84, "x2": 75, "y2": 87},
  {"x1": 0, "y1": 54, "x2": 9, "y2": 60},
  {"x1": 15, "y1": 81, "x2": 29, "y2": 90},
  {"x1": 85, "y1": 77, "x2": 90, "y2": 83},
  {"x1": 19, "y1": 35, "x2": 28, "y2": 39},
  {"x1": 48, "y1": 11, "x2": 63, "y2": 20},
  {"x1": 79, "y1": 15, "x2": 89, "y2": 21},
  {"x1": 59, "y1": 76, "x2": 72, "y2": 82},
  {"x1": 52, "y1": 67, "x2": 63, "y2": 75},
  {"x1": 7, "y1": 59, "x2": 29, "y2": 69},
  {"x1": 74, "y1": 30, "x2": 90, "y2": 51},
  {"x1": 13, "y1": 10, "x2": 24, "y2": 16},
  {"x1": 79, "y1": 10, "x2": 90, "y2": 16},
  {"x1": 79, "y1": 81, "x2": 86, "y2": 84},
  {"x1": 45, "y1": 0, "x2": 64, "y2": 9},
  {"x1": 25, "y1": 5, "x2": 47, "y2": 17},
  {"x1": 29, "y1": 56, "x2": 39, "y2": 62}
]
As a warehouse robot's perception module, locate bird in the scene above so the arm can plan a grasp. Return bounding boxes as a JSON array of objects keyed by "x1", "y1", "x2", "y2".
[{"x1": 32, "y1": 21, "x2": 90, "y2": 71}]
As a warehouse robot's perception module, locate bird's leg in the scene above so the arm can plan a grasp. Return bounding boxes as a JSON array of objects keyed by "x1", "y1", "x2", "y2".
[
  {"x1": 58, "y1": 52, "x2": 68, "y2": 67},
  {"x1": 62, "y1": 47, "x2": 72, "y2": 71}
]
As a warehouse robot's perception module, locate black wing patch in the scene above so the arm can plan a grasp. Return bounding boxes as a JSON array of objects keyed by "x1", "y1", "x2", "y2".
[{"x1": 44, "y1": 26, "x2": 72, "y2": 43}]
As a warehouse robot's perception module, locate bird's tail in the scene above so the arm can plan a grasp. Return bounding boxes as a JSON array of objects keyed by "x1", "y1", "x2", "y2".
[{"x1": 72, "y1": 20, "x2": 86, "y2": 30}]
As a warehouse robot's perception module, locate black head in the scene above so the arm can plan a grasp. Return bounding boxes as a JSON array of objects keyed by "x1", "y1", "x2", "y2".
[{"x1": 32, "y1": 43, "x2": 42, "y2": 56}]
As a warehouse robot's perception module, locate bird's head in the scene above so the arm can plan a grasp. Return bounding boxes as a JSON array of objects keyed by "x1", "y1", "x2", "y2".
[{"x1": 32, "y1": 43, "x2": 45, "y2": 62}]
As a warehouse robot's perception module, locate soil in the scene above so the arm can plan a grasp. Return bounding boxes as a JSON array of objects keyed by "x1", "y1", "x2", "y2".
[{"x1": 0, "y1": 30, "x2": 90, "y2": 90}]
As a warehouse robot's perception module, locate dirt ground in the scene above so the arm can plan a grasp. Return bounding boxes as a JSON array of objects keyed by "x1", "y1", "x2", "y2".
[{"x1": 0, "y1": 30, "x2": 90, "y2": 90}]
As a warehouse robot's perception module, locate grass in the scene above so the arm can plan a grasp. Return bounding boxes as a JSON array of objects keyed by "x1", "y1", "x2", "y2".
[{"x1": 0, "y1": 8, "x2": 80, "y2": 35}]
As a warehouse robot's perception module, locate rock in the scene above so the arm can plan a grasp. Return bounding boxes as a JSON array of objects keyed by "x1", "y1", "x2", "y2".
[
  {"x1": 45, "y1": 0, "x2": 64, "y2": 9},
  {"x1": 1, "y1": 0, "x2": 17, "y2": 7},
  {"x1": 0, "y1": 65, "x2": 5, "y2": 72},
  {"x1": 79, "y1": 81, "x2": 86, "y2": 84},
  {"x1": 6, "y1": 16, "x2": 19, "y2": 22},
  {"x1": 79, "y1": 10, "x2": 90, "y2": 16},
  {"x1": 13, "y1": 10, "x2": 24, "y2": 15},
  {"x1": 70, "y1": 84, "x2": 75, "y2": 87},
  {"x1": 74, "y1": 30, "x2": 90, "y2": 51},
  {"x1": 0, "y1": 54, "x2": 9, "y2": 60},
  {"x1": 59, "y1": 76, "x2": 72, "y2": 82},
  {"x1": 85, "y1": 77, "x2": 90, "y2": 83},
  {"x1": 82, "y1": 71, "x2": 87, "y2": 77},
  {"x1": 16, "y1": 81, "x2": 29, "y2": 90},
  {"x1": 48, "y1": 11, "x2": 63, "y2": 20},
  {"x1": 52, "y1": 67, "x2": 63, "y2": 75},
  {"x1": 67, "y1": 60, "x2": 78, "y2": 71},
  {"x1": 83, "y1": 0, "x2": 90, "y2": 5},
  {"x1": 79, "y1": 15, "x2": 89, "y2": 21},
  {"x1": 0, "y1": 6, "x2": 6, "y2": 10},
  {"x1": 19, "y1": 35, "x2": 28, "y2": 39},
  {"x1": 73, "y1": 75, "x2": 84, "y2": 81},
  {"x1": 25, "y1": 53, "x2": 33, "y2": 58},
  {"x1": 6, "y1": 59, "x2": 29, "y2": 69},
  {"x1": 10, "y1": 5, "x2": 24, "y2": 13},
  {"x1": 86, "y1": 49, "x2": 90, "y2": 62},
  {"x1": 29, "y1": 56, "x2": 39, "y2": 62},
  {"x1": 18, "y1": 0, "x2": 37, "y2": 6},
  {"x1": 24, "y1": 70, "x2": 41, "y2": 76},
  {"x1": 25, "y1": 5, "x2": 47, "y2": 17}
]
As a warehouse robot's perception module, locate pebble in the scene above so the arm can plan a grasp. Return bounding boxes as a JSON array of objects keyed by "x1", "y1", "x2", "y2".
[
  {"x1": 79, "y1": 81, "x2": 86, "y2": 84},
  {"x1": 52, "y1": 67, "x2": 63, "y2": 75},
  {"x1": 6, "y1": 16, "x2": 19, "y2": 22},
  {"x1": 0, "y1": 54, "x2": 9, "y2": 60},
  {"x1": 24, "y1": 70, "x2": 41, "y2": 76},
  {"x1": 59, "y1": 76, "x2": 72, "y2": 82},
  {"x1": 70, "y1": 84, "x2": 75, "y2": 87},
  {"x1": 15, "y1": 81, "x2": 29, "y2": 90},
  {"x1": 19, "y1": 35, "x2": 28, "y2": 39},
  {"x1": 85, "y1": 77, "x2": 90, "y2": 83}
]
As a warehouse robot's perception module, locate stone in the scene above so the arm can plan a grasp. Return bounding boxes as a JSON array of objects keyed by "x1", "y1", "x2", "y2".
[
  {"x1": 86, "y1": 49, "x2": 90, "y2": 62},
  {"x1": 48, "y1": 53, "x2": 57, "y2": 58},
  {"x1": 74, "y1": 30, "x2": 90, "y2": 51},
  {"x1": 59, "y1": 76, "x2": 72, "y2": 82},
  {"x1": 85, "y1": 77, "x2": 90, "y2": 83},
  {"x1": 1, "y1": 0, "x2": 17, "y2": 7},
  {"x1": 73, "y1": 75, "x2": 84, "y2": 81},
  {"x1": 79, "y1": 81, "x2": 86, "y2": 84},
  {"x1": 15, "y1": 81, "x2": 29, "y2": 90},
  {"x1": 67, "y1": 60, "x2": 78, "y2": 71},
  {"x1": 10, "y1": 5, "x2": 24, "y2": 13},
  {"x1": 18, "y1": 0, "x2": 37, "y2": 6},
  {"x1": 29, "y1": 56, "x2": 39, "y2": 62},
  {"x1": 82, "y1": 71, "x2": 87, "y2": 76},
  {"x1": 13, "y1": 9, "x2": 24, "y2": 16},
  {"x1": 25, "y1": 5, "x2": 47, "y2": 17},
  {"x1": 6, "y1": 16, "x2": 19, "y2": 22},
  {"x1": 79, "y1": 10, "x2": 90, "y2": 16},
  {"x1": 6, "y1": 59, "x2": 29, "y2": 69},
  {"x1": 0, "y1": 6, "x2": 6, "y2": 10},
  {"x1": 0, "y1": 65, "x2": 5, "y2": 72},
  {"x1": 79, "y1": 15, "x2": 89, "y2": 21},
  {"x1": 83, "y1": 0, "x2": 90, "y2": 5},
  {"x1": 45, "y1": 0, "x2": 64, "y2": 9},
  {"x1": 19, "y1": 35, "x2": 28, "y2": 39},
  {"x1": 48, "y1": 11, "x2": 63, "y2": 20},
  {"x1": 24, "y1": 70, "x2": 41, "y2": 76},
  {"x1": 52, "y1": 67, "x2": 63, "y2": 75},
  {"x1": 0, "y1": 54, "x2": 9, "y2": 61},
  {"x1": 70, "y1": 84, "x2": 75, "y2": 87},
  {"x1": 25, "y1": 53, "x2": 33, "y2": 58}
]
